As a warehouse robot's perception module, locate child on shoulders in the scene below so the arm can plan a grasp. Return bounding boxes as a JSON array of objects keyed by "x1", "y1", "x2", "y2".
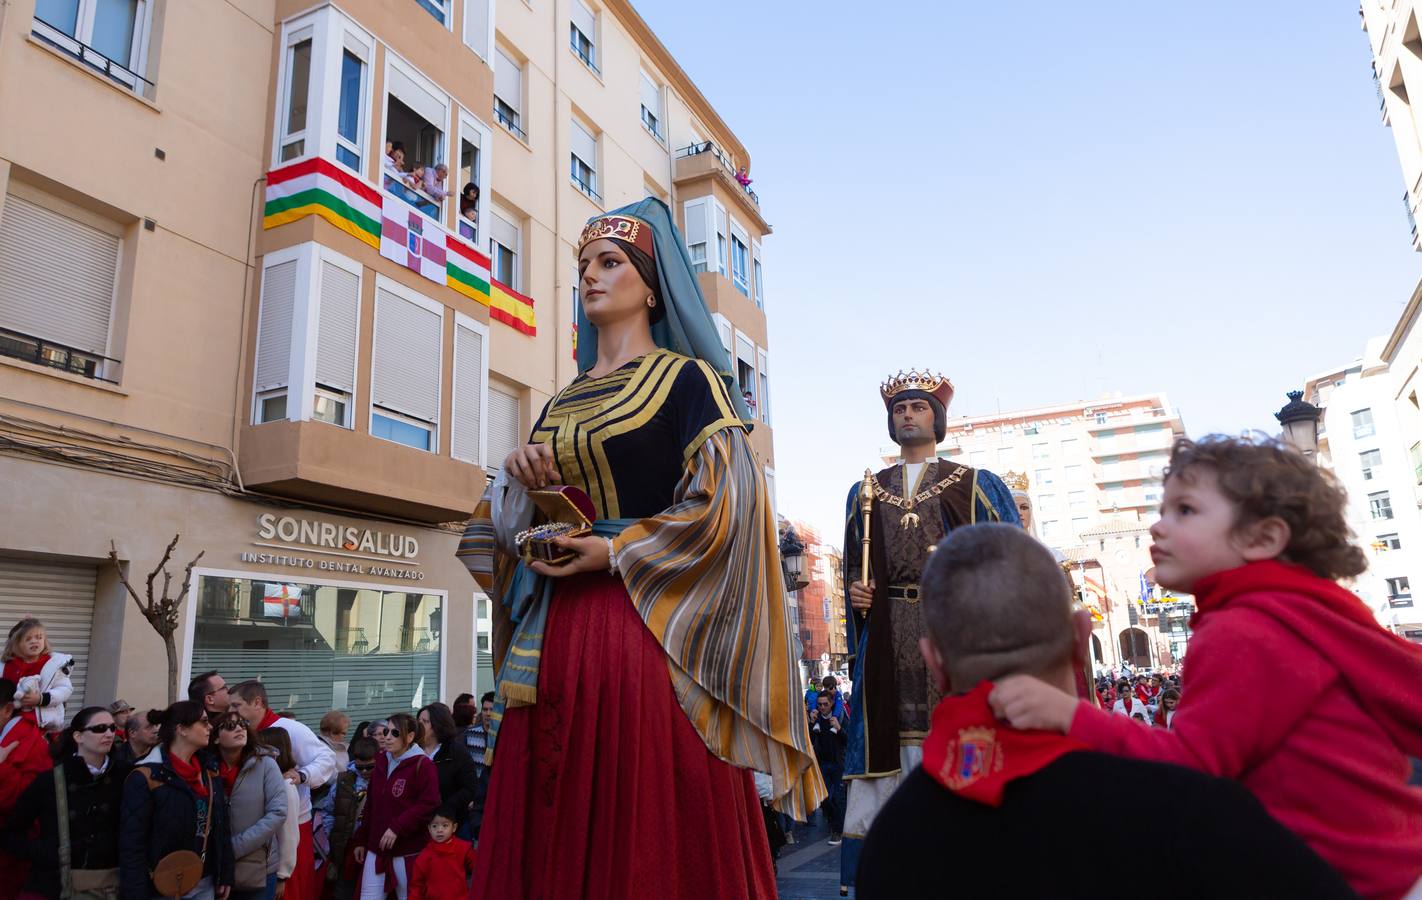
[
  {"x1": 2, "y1": 617, "x2": 73, "y2": 732},
  {"x1": 991, "y1": 434, "x2": 1422, "y2": 899}
]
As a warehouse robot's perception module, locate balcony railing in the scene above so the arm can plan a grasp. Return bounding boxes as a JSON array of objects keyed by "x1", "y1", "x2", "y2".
[
  {"x1": 570, "y1": 32, "x2": 600, "y2": 74},
  {"x1": 0, "y1": 327, "x2": 119, "y2": 383},
  {"x1": 383, "y1": 173, "x2": 441, "y2": 219},
  {"x1": 675, "y1": 141, "x2": 760, "y2": 207},
  {"x1": 494, "y1": 102, "x2": 527, "y2": 141},
  {"x1": 32, "y1": 16, "x2": 156, "y2": 99},
  {"x1": 571, "y1": 172, "x2": 602, "y2": 204}
]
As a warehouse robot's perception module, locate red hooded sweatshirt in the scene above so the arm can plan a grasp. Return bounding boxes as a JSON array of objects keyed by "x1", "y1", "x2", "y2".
[
  {"x1": 1070, "y1": 560, "x2": 1422, "y2": 899},
  {"x1": 407, "y1": 835, "x2": 475, "y2": 900}
]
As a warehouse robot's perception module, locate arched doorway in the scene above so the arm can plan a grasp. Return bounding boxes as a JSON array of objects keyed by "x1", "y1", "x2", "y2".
[
  {"x1": 1118, "y1": 628, "x2": 1151, "y2": 668},
  {"x1": 1090, "y1": 634, "x2": 1104, "y2": 666}
]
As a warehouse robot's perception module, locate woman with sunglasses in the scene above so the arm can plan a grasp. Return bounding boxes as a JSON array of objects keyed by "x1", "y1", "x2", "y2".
[
  {"x1": 119, "y1": 700, "x2": 235, "y2": 900},
  {"x1": 216, "y1": 714, "x2": 287, "y2": 900},
  {"x1": 351, "y1": 714, "x2": 437, "y2": 900},
  {"x1": 4, "y1": 706, "x2": 126, "y2": 898}
]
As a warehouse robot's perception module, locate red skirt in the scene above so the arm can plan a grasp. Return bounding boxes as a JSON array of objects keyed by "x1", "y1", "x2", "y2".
[{"x1": 472, "y1": 572, "x2": 775, "y2": 900}]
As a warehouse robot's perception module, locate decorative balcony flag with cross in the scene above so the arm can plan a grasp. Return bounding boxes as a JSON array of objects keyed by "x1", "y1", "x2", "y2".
[
  {"x1": 262, "y1": 583, "x2": 303, "y2": 619},
  {"x1": 381, "y1": 198, "x2": 448, "y2": 284}
]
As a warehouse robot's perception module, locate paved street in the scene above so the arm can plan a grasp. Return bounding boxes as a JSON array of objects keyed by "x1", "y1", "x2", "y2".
[{"x1": 776, "y1": 816, "x2": 851, "y2": 899}]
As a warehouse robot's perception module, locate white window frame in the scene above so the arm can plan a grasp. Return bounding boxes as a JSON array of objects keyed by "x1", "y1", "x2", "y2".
[
  {"x1": 488, "y1": 204, "x2": 522, "y2": 291},
  {"x1": 310, "y1": 247, "x2": 363, "y2": 428},
  {"x1": 331, "y1": 24, "x2": 375, "y2": 177},
  {"x1": 1360, "y1": 448, "x2": 1383, "y2": 481},
  {"x1": 463, "y1": 0, "x2": 495, "y2": 62},
  {"x1": 415, "y1": 0, "x2": 453, "y2": 29},
  {"x1": 382, "y1": 52, "x2": 451, "y2": 212},
  {"x1": 711, "y1": 313, "x2": 733, "y2": 361},
  {"x1": 729, "y1": 218, "x2": 750, "y2": 296},
  {"x1": 570, "y1": 118, "x2": 600, "y2": 201},
  {"x1": 32, "y1": 0, "x2": 155, "y2": 94},
  {"x1": 1370, "y1": 490, "x2": 1394, "y2": 520},
  {"x1": 683, "y1": 197, "x2": 712, "y2": 273},
  {"x1": 456, "y1": 108, "x2": 493, "y2": 242},
  {"x1": 757, "y1": 347, "x2": 771, "y2": 426},
  {"x1": 369, "y1": 274, "x2": 445, "y2": 451},
  {"x1": 494, "y1": 48, "x2": 524, "y2": 139},
  {"x1": 570, "y1": 0, "x2": 599, "y2": 74},
  {"x1": 1353, "y1": 408, "x2": 1376, "y2": 439},
  {"x1": 451, "y1": 311, "x2": 491, "y2": 465},
  {"x1": 751, "y1": 240, "x2": 764, "y2": 309},
  {"x1": 274, "y1": 23, "x2": 317, "y2": 165},
  {"x1": 713, "y1": 200, "x2": 729, "y2": 277},
  {"x1": 639, "y1": 70, "x2": 664, "y2": 140}
]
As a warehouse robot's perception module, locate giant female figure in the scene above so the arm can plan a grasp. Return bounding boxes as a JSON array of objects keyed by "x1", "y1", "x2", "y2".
[{"x1": 462, "y1": 199, "x2": 823, "y2": 898}]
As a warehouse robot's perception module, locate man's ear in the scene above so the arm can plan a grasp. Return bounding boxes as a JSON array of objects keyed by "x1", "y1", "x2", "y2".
[
  {"x1": 1236, "y1": 516, "x2": 1291, "y2": 562},
  {"x1": 919, "y1": 637, "x2": 951, "y2": 695}
]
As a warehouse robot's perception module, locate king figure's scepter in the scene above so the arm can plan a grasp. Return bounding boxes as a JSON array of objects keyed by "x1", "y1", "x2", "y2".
[{"x1": 860, "y1": 468, "x2": 874, "y2": 587}]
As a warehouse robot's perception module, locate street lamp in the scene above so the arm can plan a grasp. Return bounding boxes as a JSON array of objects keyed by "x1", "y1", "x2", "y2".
[
  {"x1": 1275, "y1": 391, "x2": 1322, "y2": 458},
  {"x1": 779, "y1": 525, "x2": 809, "y2": 590}
]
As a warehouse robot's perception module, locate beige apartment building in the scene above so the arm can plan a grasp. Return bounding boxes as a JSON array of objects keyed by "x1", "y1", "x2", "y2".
[
  {"x1": 914, "y1": 394, "x2": 1190, "y2": 668},
  {"x1": 1362, "y1": 0, "x2": 1422, "y2": 249},
  {"x1": 0, "y1": 0, "x2": 774, "y2": 721}
]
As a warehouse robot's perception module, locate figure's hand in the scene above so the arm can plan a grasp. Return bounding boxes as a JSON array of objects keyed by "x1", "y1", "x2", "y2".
[
  {"x1": 505, "y1": 443, "x2": 561, "y2": 490},
  {"x1": 18, "y1": 691, "x2": 40, "y2": 710},
  {"x1": 849, "y1": 580, "x2": 875, "y2": 612},
  {"x1": 529, "y1": 536, "x2": 611, "y2": 578},
  {"x1": 989, "y1": 675, "x2": 1079, "y2": 734},
  {"x1": 353, "y1": 847, "x2": 366, "y2": 865},
  {"x1": 829, "y1": 716, "x2": 840, "y2": 731},
  {"x1": 283, "y1": 768, "x2": 301, "y2": 785},
  {"x1": 379, "y1": 828, "x2": 398, "y2": 851}
]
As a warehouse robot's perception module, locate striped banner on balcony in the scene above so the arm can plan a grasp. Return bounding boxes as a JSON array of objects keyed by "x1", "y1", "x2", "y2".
[
  {"x1": 490, "y1": 279, "x2": 536, "y2": 336},
  {"x1": 446, "y1": 237, "x2": 536, "y2": 336},
  {"x1": 263, "y1": 158, "x2": 381, "y2": 248}
]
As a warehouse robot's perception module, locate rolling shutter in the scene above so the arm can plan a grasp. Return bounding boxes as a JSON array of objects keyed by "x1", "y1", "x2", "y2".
[
  {"x1": 640, "y1": 73, "x2": 660, "y2": 118},
  {"x1": 486, "y1": 386, "x2": 520, "y2": 470},
  {"x1": 463, "y1": 0, "x2": 490, "y2": 58},
  {"x1": 315, "y1": 261, "x2": 359, "y2": 393},
  {"x1": 372, "y1": 288, "x2": 442, "y2": 423},
  {"x1": 571, "y1": 121, "x2": 596, "y2": 168},
  {"x1": 571, "y1": 0, "x2": 596, "y2": 40},
  {"x1": 452, "y1": 320, "x2": 485, "y2": 464},
  {"x1": 494, "y1": 50, "x2": 521, "y2": 113},
  {"x1": 0, "y1": 192, "x2": 118, "y2": 355},
  {"x1": 683, "y1": 198, "x2": 709, "y2": 248},
  {"x1": 488, "y1": 211, "x2": 518, "y2": 256},
  {"x1": 0, "y1": 558, "x2": 96, "y2": 711},
  {"x1": 386, "y1": 65, "x2": 446, "y2": 132},
  {"x1": 254, "y1": 260, "x2": 297, "y2": 392}
]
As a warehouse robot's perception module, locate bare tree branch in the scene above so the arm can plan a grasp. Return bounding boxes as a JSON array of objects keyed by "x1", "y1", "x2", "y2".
[
  {"x1": 108, "y1": 541, "x2": 150, "y2": 616},
  {"x1": 107, "y1": 534, "x2": 204, "y2": 705}
]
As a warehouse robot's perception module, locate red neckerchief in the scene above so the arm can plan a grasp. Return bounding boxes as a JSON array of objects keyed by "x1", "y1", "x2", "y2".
[
  {"x1": 168, "y1": 751, "x2": 209, "y2": 799},
  {"x1": 1120, "y1": 695, "x2": 1134, "y2": 714},
  {"x1": 921, "y1": 682, "x2": 1087, "y2": 807},
  {"x1": 3, "y1": 655, "x2": 46, "y2": 682},
  {"x1": 218, "y1": 759, "x2": 240, "y2": 795},
  {"x1": 257, "y1": 709, "x2": 281, "y2": 732}
]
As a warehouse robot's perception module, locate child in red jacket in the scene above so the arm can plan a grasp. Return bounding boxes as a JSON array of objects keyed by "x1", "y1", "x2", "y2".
[
  {"x1": 991, "y1": 435, "x2": 1422, "y2": 900},
  {"x1": 407, "y1": 810, "x2": 474, "y2": 900},
  {"x1": 352, "y1": 712, "x2": 439, "y2": 900}
]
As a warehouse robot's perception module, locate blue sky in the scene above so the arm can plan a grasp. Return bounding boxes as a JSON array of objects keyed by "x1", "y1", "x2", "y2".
[{"x1": 633, "y1": 1, "x2": 1422, "y2": 541}]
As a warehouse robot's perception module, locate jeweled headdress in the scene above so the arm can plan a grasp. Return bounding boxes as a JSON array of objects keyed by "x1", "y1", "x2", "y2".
[
  {"x1": 1001, "y1": 470, "x2": 1029, "y2": 492},
  {"x1": 578, "y1": 214, "x2": 656, "y2": 260},
  {"x1": 880, "y1": 369, "x2": 955, "y2": 410}
]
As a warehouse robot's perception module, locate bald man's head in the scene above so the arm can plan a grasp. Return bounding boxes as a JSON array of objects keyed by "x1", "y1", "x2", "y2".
[{"x1": 920, "y1": 523, "x2": 1077, "y2": 691}]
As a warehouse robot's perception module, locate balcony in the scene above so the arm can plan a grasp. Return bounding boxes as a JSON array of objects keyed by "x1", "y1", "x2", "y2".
[
  {"x1": 0, "y1": 327, "x2": 119, "y2": 384},
  {"x1": 239, "y1": 419, "x2": 484, "y2": 523},
  {"x1": 674, "y1": 142, "x2": 766, "y2": 222}
]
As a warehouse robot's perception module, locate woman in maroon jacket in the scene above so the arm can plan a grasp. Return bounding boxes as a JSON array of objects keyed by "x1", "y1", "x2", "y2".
[{"x1": 352, "y1": 712, "x2": 439, "y2": 900}]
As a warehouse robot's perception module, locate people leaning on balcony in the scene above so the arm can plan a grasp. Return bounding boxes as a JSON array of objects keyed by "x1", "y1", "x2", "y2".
[
  {"x1": 460, "y1": 183, "x2": 479, "y2": 226},
  {"x1": 383, "y1": 142, "x2": 408, "y2": 179},
  {"x1": 423, "y1": 164, "x2": 449, "y2": 202}
]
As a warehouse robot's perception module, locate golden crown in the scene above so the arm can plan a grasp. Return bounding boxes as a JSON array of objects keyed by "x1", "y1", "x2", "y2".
[
  {"x1": 577, "y1": 214, "x2": 655, "y2": 259},
  {"x1": 880, "y1": 369, "x2": 955, "y2": 409},
  {"x1": 1002, "y1": 470, "x2": 1029, "y2": 492}
]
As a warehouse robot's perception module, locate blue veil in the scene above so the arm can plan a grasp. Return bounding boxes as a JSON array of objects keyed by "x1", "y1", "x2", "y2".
[{"x1": 575, "y1": 197, "x2": 754, "y2": 425}]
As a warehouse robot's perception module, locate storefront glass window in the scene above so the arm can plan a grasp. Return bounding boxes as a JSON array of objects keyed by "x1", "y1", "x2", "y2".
[{"x1": 191, "y1": 575, "x2": 442, "y2": 729}]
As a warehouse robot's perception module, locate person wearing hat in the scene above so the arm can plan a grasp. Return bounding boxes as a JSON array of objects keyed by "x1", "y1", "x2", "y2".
[
  {"x1": 109, "y1": 699, "x2": 134, "y2": 741},
  {"x1": 460, "y1": 198, "x2": 823, "y2": 899},
  {"x1": 837, "y1": 370, "x2": 1018, "y2": 890}
]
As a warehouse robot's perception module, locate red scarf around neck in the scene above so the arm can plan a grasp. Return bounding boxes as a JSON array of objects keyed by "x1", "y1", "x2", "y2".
[
  {"x1": 921, "y1": 682, "x2": 1087, "y2": 807},
  {"x1": 1191, "y1": 559, "x2": 1422, "y2": 758},
  {"x1": 257, "y1": 709, "x2": 281, "y2": 732},
  {"x1": 218, "y1": 758, "x2": 240, "y2": 795},
  {"x1": 3, "y1": 654, "x2": 46, "y2": 682},
  {"x1": 168, "y1": 750, "x2": 210, "y2": 799}
]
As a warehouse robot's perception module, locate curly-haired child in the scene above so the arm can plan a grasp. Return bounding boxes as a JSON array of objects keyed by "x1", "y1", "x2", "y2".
[
  {"x1": 2, "y1": 617, "x2": 73, "y2": 732},
  {"x1": 990, "y1": 434, "x2": 1422, "y2": 899}
]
